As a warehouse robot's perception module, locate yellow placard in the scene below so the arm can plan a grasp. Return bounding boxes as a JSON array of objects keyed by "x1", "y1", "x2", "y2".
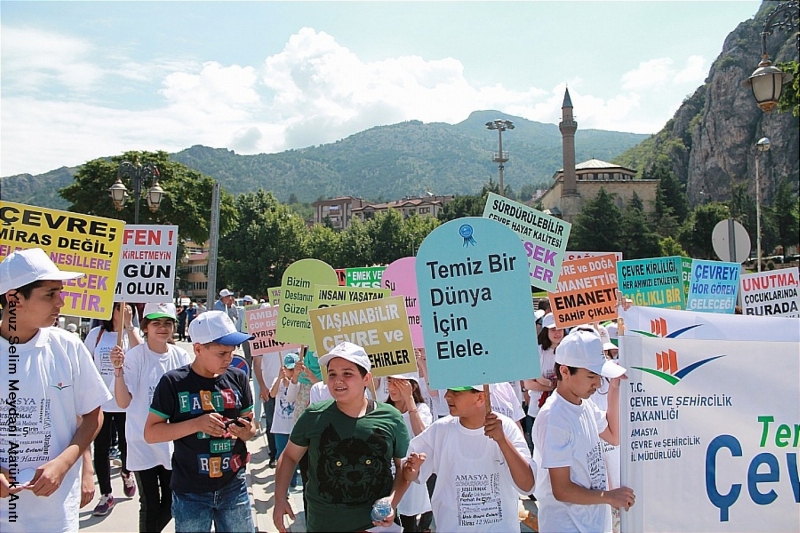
[
  {"x1": 310, "y1": 295, "x2": 416, "y2": 377},
  {"x1": 0, "y1": 201, "x2": 125, "y2": 319}
]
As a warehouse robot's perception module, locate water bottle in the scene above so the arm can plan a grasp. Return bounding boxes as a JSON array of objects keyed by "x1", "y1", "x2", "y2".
[{"x1": 370, "y1": 497, "x2": 393, "y2": 522}]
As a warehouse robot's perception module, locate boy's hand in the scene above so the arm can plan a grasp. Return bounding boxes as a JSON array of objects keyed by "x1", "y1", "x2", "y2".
[
  {"x1": 228, "y1": 416, "x2": 256, "y2": 441},
  {"x1": 402, "y1": 452, "x2": 426, "y2": 481},
  {"x1": 273, "y1": 497, "x2": 295, "y2": 533},
  {"x1": 604, "y1": 487, "x2": 636, "y2": 510},
  {"x1": 483, "y1": 412, "x2": 505, "y2": 442},
  {"x1": 29, "y1": 458, "x2": 70, "y2": 497},
  {"x1": 194, "y1": 412, "x2": 227, "y2": 437},
  {"x1": 80, "y1": 469, "x2": 95, "y2": 508}
]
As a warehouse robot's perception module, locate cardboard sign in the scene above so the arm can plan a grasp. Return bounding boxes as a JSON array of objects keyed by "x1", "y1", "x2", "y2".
[
  {"x1": 0, "y1": 201, "x2": 125, "y2": 319},
  {"x1": 115, "y1": 225, "x2": 178, "y2": 302},
  {"x1": 310, "y1": 295, "x2": 416, "y2": 377},
  {"x1": 266, "y1": 286, "x2": 281, "y2": 306},
  {"x1": 416, "y1": 217, "x2": 539, "y2": 390},
  {"x1": 564, "y1": 251, "x2": 623, "y2": 262},
  {"x1": 335, "y1": 268, "x2": 347, "y2": 286},
  {"x1": 382, "y1": 256, "x2": 424, "y2": 349},
  {"x1": 548, "y1": 253, "x2": 619, "y2": 328},
  {"x1": 740, "y1": 268, "x2": 799, "y2": 317},
  {"x1": 686, "y1": 259, "x2": 739, "y2": 314},
  {"x1": 681, "y1": 256, "x2": 692, "y2": 304},
  {"x1": 617, "y1": 256, "x2": 685, "y2": 309},
  {"x1": 275, "y1": 259, "x2": 339, "y2": 347},
  {"x1": 312, "y1": 285, "x2": 390, "y2": 308},
  {"x1": 482, "y1": 192, "x2": 571, "y2": 291},
  {"x1": 345, "y1": 266, "x2": 386, "y2": 288},
  {"x1": 246, "y1": 306, "x2": 302, "y2": 356}
]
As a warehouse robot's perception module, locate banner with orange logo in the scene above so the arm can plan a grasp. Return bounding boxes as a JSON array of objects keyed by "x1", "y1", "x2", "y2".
[{"x1": 619, "y1": 306, "x2": 800, "y2": 532}]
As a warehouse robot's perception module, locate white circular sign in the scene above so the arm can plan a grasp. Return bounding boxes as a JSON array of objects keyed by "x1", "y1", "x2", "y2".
[{"x1": 712, "y1": 219, "x2": 751, "y2": 263}]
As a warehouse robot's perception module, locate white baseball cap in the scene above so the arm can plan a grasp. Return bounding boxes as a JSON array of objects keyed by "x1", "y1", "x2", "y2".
[
  {"x1": 242, "y1": 295, "x2": 255, "y2": 303},
  {"x1": 143, "y1": 302, "x2": 177, "y2": 320},
  {"x1": 0, "y1": 248, "x2": 83, "y2": 294},
  {"x1": 534, "y1": 309, "x2": 546, "y2": 322},
  {"x1": 189, "y1": 310, "x2": 253, "y2": 346},
  {"x1": 541, "y1": 313, "x2": 557, "y2": 329},
  {"x1": 597, "y1": 325, "x2": 618, "y2": 352},
  {"x1": 318, "y1": 342, "x2": 371, "y2": 372},
  {"x1": 219, "y1": 288, "x2": 234, "y2": 298},
  {"x1": 555, "y1": 329, "x2": 625, "y2": 378},
  {"x1": 388, "y1": 371, "x2": 420, "y2": 382}
]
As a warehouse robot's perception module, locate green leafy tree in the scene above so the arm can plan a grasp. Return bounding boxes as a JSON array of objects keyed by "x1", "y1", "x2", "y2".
[
  {"x1": 648, "y1": 163, "x2": 689, "y2": 236},
  {"x1": 660, "y1": 237, "x2": 687, "y2": 257},
  {"x1": 307, "y1": 224, "x2": 343, "y2": 268},
  {"x1": 678, "y1": 202, "x2": 730, "y2": 259},
  {"x1": 365, "y1": 210, "x2": 407, "y2": 266},
  {"x1": 777, "y1": 61, "x2": 799, "y2": 116},
  {"x1": 402, "y1": 213, "x2": 440, "y2": 257},
  {"x1": 568, "y1": 188, "x2": 622, "y2": 252},
  {"x1": 767, "y1": 178, "x2": 799, "y2": 256},
  {"x1": 519, "y1": 184, "x2": 537, "y2": 202},
  {"x1": 60, "y1": 151, "x2": 237, "y2": 244},
  {"x1": 340, "y1": 218, "x2": 374, "y2": 267},
  {"x1": 619, "y1": 194, "x2": 662, "y2": 259},
  {"x1": 217, "y1": 190, "x2": 309, "y2": 295},
  {"x1": 437, "y1": 180, "x2": 500, "y2": 222}
]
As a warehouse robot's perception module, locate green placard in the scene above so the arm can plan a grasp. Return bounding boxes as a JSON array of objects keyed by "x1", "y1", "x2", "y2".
[
  {"x1": 345, "y1": 266, "x2": 386, "y2": 288},
  {"x1": 275, "y1": 259, "x2": 339, "y2": 348}
]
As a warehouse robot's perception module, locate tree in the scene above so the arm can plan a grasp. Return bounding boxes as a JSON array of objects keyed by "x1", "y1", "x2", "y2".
[
  {"x1": 437, "y1": 180, "x2": 500, "y2": 222},
  {"x1": 768, "y1": 178, "x2": 799, "y2": 255},
  {"x1": 339, "y1": 218, "x2": 374, "y2": 267},
  {"x1": 307, "y1": 224, "x2": 343, "y2": 268},
  {"x1": 660, "y1": 237, "x2": 687, "y2": 257},
  {"x1": 568, "y1": 188, "x2": 622, "y2": 252},
  {"x1": 678, "y1": 202, "x2": 730, "y2": 259},
  {"x1": 648, "y1": 163, "x2": 689, "y2": 234},
  {"x1": 619, "y1": 194, "x2": 662, "y2": 259},
  {"x1": 519, "y1": 184, "x2": 537, "y2": 202},
  {"x1": 777, "y1": 61, "x2": 799, "y2": 117},
  {"x1": 217, "y1": 190, "x2": 308, "y2": 295},
  {"x1": 365, "y1": 210, "x2": 407, "y2": 266},
  {"x1": 60, "y1": 150, "x2": 237, "y2": 244},
  {"x1": 402, "y1": 213, "x2": 440, "y2": 257}
]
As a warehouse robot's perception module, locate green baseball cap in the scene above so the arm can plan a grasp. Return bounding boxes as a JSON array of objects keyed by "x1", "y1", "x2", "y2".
[{"x1": 447, "y1": 386, "x2": 482, "y2": 392}]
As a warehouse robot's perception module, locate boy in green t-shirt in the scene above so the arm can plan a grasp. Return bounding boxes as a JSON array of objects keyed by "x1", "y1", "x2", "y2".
[{"x1": 272, "y1": 342, "x2": 411, "y2": 532}]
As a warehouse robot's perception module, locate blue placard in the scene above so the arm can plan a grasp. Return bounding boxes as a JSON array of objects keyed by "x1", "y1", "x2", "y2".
[
  {"x1": 686, "y1": 259, "x2": 739, "y2": 314},
  {"x1": 230, "y1": 355, "x2": 250, "y2": 376},
  {"x1": 416, "y1": 217, "x2": 539, "y2": 390}
]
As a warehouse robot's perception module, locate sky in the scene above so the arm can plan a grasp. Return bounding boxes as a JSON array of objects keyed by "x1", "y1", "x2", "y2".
[{"x1": 1, "y1": 0, "x2": 763, "y2": 177}]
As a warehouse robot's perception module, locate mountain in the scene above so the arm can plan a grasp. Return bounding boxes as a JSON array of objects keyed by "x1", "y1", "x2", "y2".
[
  {"x1": 614, "y1": 1, "x2": 799, "y2": 206},
  {"x1": 1, "y1": 114, "x2": 647, "y2": 208}
]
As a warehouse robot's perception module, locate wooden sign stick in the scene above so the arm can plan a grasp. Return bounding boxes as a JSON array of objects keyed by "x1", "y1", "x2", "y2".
[{"x1": 483, "y1": 384, "x2": 492, "y2": 415}]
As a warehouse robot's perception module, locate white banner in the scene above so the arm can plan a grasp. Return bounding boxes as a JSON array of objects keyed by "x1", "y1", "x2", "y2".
[
  {"x1": 619, "y1": 306, "x2": 800, "y2": 532},
  {"x1": 115, "y1": 225, "x2": 178, "y2": 302},
  {"x1": 741, "y1": 268, "x2": 799, "y2": 318}
]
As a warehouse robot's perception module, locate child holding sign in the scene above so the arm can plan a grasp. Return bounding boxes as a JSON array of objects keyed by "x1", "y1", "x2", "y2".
[
  {"x1": 402, "y1": 385, "x2": 535, "y2": 532},
  {"x1": 272, "y1": 342, "x2": 411, "y2": 533}
]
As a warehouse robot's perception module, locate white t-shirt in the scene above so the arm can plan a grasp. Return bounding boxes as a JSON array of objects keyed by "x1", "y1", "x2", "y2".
[
  {"x1": 122, "y1": 343, "x2": 191, "y2": 471},
  {"x1": 84, "y1": 326, "x2": 133, "y2": 413},
  {"x1": 270, "y1": 378, "x2": 299, "y2": 435},
  {"x1": 533, "y1": 391, "x2": 612, "y2": 533},
  {"x1": 0, "y1": 327, "x2": 112, "y2": 533},
  {"x1": 591, "y1": 381, "x2": 621, "y2": 491},
  {"x1": 259, "y1": 351, "x2": 286, "y2": 395},
  {"x1": 397, "y1": 403, "x2": 433, "y2": 517},
  {"x1": 408, "y1": 414, "x2": 533, "y2": 532},
  {"x1": 308, "y1": 381, "x2": 333, "y2": 404},
  {"x1": 489, "y1": 382, "x2": 525, "y2": 422},
  {"x1": 417, "y1": 375, "x2": 438, "y2": 420},
  {"x1": 528, "y1": 345, "x2": 558, "y2": 419}
]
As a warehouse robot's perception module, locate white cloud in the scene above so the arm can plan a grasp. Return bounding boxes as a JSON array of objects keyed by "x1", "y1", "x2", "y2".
[{"x1": 1, "y1": 26, "x2": 707, "y2": 176}]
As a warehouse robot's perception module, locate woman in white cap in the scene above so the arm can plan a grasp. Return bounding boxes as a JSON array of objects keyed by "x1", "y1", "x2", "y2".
[
  {"x1": 386, "y1": 372, "x2": 433, "y2": 532},
  {"x1": 110, "y1": 302, "x2": 191, "y2": 532},
  {"x1": 524, "y1": 313, "x2": 565, "y2": 423}
]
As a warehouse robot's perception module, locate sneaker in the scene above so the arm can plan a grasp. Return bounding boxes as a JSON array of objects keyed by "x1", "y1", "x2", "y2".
[
  {"x1": 93, "y1": 494, "x2": 115, "y2": 516},
  {"x1": 121, "y1": 471, "x2": 136, "y2": 498},
  {"x1": 108, "y1": 447, "x2": 120, "y2": 460},
  {"x1": 268, "y1": 458, "x2": 276, "y2": 468}
]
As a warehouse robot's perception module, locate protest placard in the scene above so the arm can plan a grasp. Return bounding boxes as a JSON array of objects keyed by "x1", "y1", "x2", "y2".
[
  {"x1": 115, "y1": 225, "x2": 177, "y2": 302},
  {"x1": 246, "y1": 306, "x2": 302, "y2": 356},
  {"x1": 345, "y1": 266, "x2": 386, "y2": 288},
  {"x1": 382, "y1": 256, "x2": 424, "y2": 349},
  {"x1": 275, "y1": 259, "x2": 338, "y2": 348},
  {"x1": 0, "y1": 201, "x2": 124, "y2": 319},
  {"x1": 266, "y1": 286, "x2": 281, "y2": 306},
  {"x1": 564, "y1": 251, "x2": 623, "y2": 262},
  {"x1": 619, "y1": 306, "x2": 800, "y2": 532},
  {"x1": 312, "y1": 285, "x2": 389, "y2": 308},
  {"x1": 681, "y1": 256, "x2": 692, "y2": 305},
  {"x1": 548, "y1": 253, "x2": 618, "y2": 328},
  {"x1": 310, "y1": 295, "x2": 416, "y2": 377},
  {"x1": 482, "y1": 192, "x2": 571, "y2": 291},
  {"x1": 416, "y1": 217, "x2": 538, "y2": 390},
  {"x1": 686, "y1": 259, "x2": 739, "y2": 313},
  {"x1": 740, "y1": 267, "x2": 799, "y2": 317},
  {"x1": 617, "y1": 256, "x2": 684, "y2": 309},
  {"x1": 335, "y1": 268, "x2": 347, "y2": 286}
]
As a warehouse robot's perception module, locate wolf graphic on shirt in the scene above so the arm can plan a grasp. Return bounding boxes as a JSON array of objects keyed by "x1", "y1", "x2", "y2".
[{"x1": 316, "y1": 424, "x2": 391, "y2": 504}]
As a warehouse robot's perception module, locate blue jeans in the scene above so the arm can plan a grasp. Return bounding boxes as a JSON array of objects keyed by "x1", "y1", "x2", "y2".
[
  {"x1": 273, "y1": 433, "x2": 300, "y2": 486},
  {"x1": 172, "y1": 470, "x2": 253, "y2": 533}
]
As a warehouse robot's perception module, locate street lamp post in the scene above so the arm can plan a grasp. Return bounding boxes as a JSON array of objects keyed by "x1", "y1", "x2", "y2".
[
  {"x1": 108, "y1": 161, "x2": 166, "y2": 224},
  {"x1": 755, "y1": 137, "x2": 771, "y2": 272},
  {"x1": 743, "y1": 0, "x2": 798, "y2": 113},
  {"x1": 486, "y1": 119, "x2": 514, "y2": 197}
]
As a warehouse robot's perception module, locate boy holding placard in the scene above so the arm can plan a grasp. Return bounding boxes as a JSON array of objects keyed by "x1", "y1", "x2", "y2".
[
  {"x1": 532, "y1": 328, "x2": 635, "y2": 533},
  {"x1": 272, "y1": 342, "x2": 411, "y2": 532},
  {"x1": 402, "y1": 385, "x2": 535, "y2": 532}
]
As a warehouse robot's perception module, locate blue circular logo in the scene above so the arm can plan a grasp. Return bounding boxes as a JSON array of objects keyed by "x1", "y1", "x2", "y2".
[{"x1": 459, "y1": 224, "x2": 473, "y2": 239}]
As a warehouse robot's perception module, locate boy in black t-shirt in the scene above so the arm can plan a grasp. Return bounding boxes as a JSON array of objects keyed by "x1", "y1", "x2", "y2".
[{"x1": 144, "y1": 310, "x2": 256, "y2": 532}]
